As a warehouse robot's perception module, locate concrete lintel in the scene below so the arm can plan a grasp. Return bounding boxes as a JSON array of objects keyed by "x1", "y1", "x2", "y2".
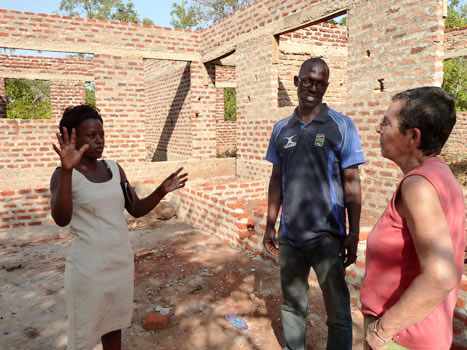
[
  {"x1": 0, "y1": 72, "x2": 94, "y2": 81},
  {"x1": 445, "y1": 48, "x2": 467, "y2": 59},
  {"x1": 201, "y1": 0, "x2": 355, "y2": 63},
  {"x1": 279, "y1": 42, "x2": 348, "y2": 57},
  {"x1": 216, "y1": 81, "x2": 236, "y2": 88},
  {"x1": 0, "y1": 39, "x2": 201, "y2": 62}
]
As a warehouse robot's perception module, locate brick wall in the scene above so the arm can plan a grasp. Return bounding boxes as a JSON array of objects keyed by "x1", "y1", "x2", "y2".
[
  {"x1": 216, "y1": 121, "x2": 237, "y2": 155},
  {"x1": 174, "y1": 180, "x2": 467, "y2": 347},
  {"x1": 145, "y1": 59, "x2": 193, "y2": 161},
  {"x1": 0, "y1": 54, "x2": 92, "y2": 119},
  {"x1": 0, "y1": 3, "x2": 466, "y2": 347},
  {"x1": 278, "y1": 23, "x2": 347, "y2": 110},
  {"x1": 200, "y1": 0, "x2": 321, "y2": 54},
  {"x1": 190, "y1": 61, "x2": 218, "y2": 159},
  {"x1": 236, "y1": 34, "x2": 278, "y2": 181},
  {"x1": 346, "y1": 0, "x2": 445, "y2": 220},
  {"x1": 215, "y1": 65, "x2": 237, "y2": 154},
  {"x1": 444, "y1": 111, "x2": 467, "y2": 156},
  {"x1": 444, "y1": 25, "x2": 467, "y2": 58},
  {"x1": 0, "y1": 10, "x2": 199, "y2": 56}
]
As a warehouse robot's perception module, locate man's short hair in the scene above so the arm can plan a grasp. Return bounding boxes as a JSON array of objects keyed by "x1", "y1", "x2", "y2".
[
  {"x1": 59, "y1": 104, "x2": 103, "y2": 137},
  {"x1": 299, "y1": 57, "x2": 329, "y2": 78},
  {"x1": 392, "y1": 86, "x2": 456, "y2": 156}
]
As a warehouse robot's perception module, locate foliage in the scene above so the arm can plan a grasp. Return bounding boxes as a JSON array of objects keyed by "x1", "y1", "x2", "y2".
[
  {"x1": 224, "y1": 87, "x2": 236, "y2": 121},
  {"x1": 170, "y1": 0, "x2": 254, "y2": 29},
  {"x1": 5, "y1": 79, "x2": 51, "y2": 119},
  {"x1": 57, "y1": 0, "x2": 154, "y2": 24},
  {"x1": 170, "y1": 0, "x2": 199, "y2": 29},
  {"x1": 443, "y1": 58, "x2": 467, "y2": 111},
  {"x1": 85, "y1": 81, "x2": 96, "y2": 107},
  {"x1": 445, "y1": 0, "x2": 467, "y2": 28},
  {"x1": 327, "y1": 15, "x2": 347, "y2": 26},
  {"x1": 216, "y1": 145, "x2": 237, "y2": 158}
]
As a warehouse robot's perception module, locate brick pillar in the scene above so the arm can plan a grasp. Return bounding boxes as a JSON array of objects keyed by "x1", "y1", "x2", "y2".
[
  {"x1": 94, "y1": 54, "x2": 146, "y2": 163},
  {"x1": 236, "y1": 34, "x2": 278, "y2": 180},
  {"x1": 346, "y1": 0, "x2": 445, "y2": 220},
  {"x1": 190, "y1": 61, "x2": 217, "y2": 159}
]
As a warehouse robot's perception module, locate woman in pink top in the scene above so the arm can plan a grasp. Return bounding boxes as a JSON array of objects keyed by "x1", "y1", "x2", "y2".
[{"x1": 360, "y1": 87, "x2": 466, "y2": 350}]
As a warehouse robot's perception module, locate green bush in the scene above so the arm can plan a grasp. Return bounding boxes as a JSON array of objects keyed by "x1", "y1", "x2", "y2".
[
  {"x1": 443, "y1": 58, "x2": 467, "y2": 111},
  {"x1": 5, "y1": 79, "x2": 51, "y2": 119},
  {"x1": 224, "y1": 87, "x2": 236, "y2": 121}
]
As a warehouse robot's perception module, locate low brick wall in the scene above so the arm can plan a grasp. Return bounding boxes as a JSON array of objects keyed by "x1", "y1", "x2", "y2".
[{"x1": 173, "y1": 178, "x2": 467, "y2": 349}]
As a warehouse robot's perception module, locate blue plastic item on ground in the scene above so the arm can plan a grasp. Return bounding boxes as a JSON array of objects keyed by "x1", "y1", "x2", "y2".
[{"x1": 225, "y1": 312, "x2": 248, "y2": 330}]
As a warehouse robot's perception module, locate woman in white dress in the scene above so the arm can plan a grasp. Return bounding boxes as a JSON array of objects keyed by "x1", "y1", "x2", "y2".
[{"x1": 50, "y1": 105, "x2": 187, "y2": 350}]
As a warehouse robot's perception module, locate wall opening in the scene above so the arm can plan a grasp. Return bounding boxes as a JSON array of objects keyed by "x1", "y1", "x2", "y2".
[
  {"x1": 4, "y1": 79, "x2": 51, "y2": 119},
  {"x1": 224, "y1": 87, "x2": 236, "y2": 121},
  {"x1": 277, "y1": 13, "x2": 348, "y2": 110}
]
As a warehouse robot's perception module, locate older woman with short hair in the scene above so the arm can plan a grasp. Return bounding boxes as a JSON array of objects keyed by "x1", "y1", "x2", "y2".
[{"x1": 361, "y1": 87, "x2": 466, "y2": 350}]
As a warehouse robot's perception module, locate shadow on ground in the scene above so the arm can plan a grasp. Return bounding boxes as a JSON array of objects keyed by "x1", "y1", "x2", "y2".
[{"x1": 0, "y1": 218, "x2": 364, "y2": 350}]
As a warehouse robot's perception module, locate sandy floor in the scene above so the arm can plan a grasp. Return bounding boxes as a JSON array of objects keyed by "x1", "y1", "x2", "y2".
[{"x1": 0, "y1": 215, "x2": 364, "y2": 350}]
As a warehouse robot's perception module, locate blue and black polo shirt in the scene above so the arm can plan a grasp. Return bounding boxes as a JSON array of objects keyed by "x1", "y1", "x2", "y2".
[{"x1": 266, "y1": 104, "x2": 365, "y2": 247}]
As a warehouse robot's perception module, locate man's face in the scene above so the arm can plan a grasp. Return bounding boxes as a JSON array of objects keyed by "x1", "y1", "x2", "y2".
[{"x1": 294, "y1": 62, "x2": 329, "y2": 108}]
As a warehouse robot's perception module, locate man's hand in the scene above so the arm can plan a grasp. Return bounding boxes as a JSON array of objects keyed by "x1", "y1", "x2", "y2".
[
  {"x1": 263, "y1": 227, "x2": 279, "y2": 257},
  {"x1": 339, "y1": 233, "x2": 359, "y2": 267}
]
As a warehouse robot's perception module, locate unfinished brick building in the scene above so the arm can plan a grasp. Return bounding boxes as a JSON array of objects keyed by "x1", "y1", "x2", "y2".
[{"x1": 0, "y1": 0, "x2": 466, "y2": 347}]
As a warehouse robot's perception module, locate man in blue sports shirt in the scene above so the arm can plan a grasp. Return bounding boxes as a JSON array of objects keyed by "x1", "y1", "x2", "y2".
[{"x1": 263, "y1": 58, "x2": 365, "y2": 350}]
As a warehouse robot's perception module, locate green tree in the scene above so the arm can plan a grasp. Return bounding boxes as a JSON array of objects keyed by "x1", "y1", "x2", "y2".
[
  {"x1": 443, "y1": 58, "x2": 467, "y2": 111},
  {"x1": 327, "y1": 15, "x2": 347, "y2": 26},
  {"x1": 224, "y1": 87, "x2": 236, "y2": 121},
  {"x1": 445, "y1": 0, "x2": 467, "y2": 28},
  {"x1": 170, "y1": 0, "x2": 199, "y2": 29},
  {"x1": 170, "y1": 0, "x2": 254, "y2": 29},
  {"x1": 85, "y1": 81, "x2": 96, "y2": 107},
  {"x1": 5, "y1": 79, "x2": 52, "y2": 119},
  {"x1": 57, "y1": 0, "x2": 154, "y2": 24}
]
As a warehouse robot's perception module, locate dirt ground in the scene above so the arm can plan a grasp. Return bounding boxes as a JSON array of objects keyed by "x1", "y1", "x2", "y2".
[{"x1": 0, "y1": 213, "x2": 364, "y2": 350}]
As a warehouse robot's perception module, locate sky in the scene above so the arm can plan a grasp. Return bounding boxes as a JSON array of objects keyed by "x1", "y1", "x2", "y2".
[{"x1": 0, "y1": 0, "x2": 175, "y2": 28}]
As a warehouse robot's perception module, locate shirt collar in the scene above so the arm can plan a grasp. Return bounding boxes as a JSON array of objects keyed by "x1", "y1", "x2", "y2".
[{"x1": 290, "y1": 103, "x2": 329, "y2": 125}]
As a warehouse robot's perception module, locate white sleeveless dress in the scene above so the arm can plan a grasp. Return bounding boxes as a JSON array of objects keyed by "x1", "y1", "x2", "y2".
[{"x1": 65, "y1": 160, "x2": 134, "y2": 350}]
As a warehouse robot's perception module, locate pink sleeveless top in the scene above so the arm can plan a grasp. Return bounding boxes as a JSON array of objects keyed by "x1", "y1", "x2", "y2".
[{"x1": 361, "y1": 157, "x2": 466, "y2": 350}]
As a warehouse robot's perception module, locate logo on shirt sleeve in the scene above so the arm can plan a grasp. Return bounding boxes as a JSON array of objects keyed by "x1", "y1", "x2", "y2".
[
  {"x1": 315, "y1": 134, "x2": 325, "y2": 147},
  {"x1": 284, "y1": 135, "x2": 297, "y2": 149}
]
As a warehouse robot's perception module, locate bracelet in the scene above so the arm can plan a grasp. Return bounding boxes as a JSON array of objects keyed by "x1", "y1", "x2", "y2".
[
  {"x1": 373, "y1": 318, "x2": 391, "y2": 344},
  {"x1": 348, "y1": 231, "x2": 359, "y2": 239}
]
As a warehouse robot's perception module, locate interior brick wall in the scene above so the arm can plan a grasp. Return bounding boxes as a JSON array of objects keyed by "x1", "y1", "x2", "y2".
[
  {"x1": 278, "y1": 23, "x2": 347, "y2": 110},
  {"x1": 215, "y1": 65, "x2": 237, "y2": 154},
  {"x1": 190, "y1": 61, "x2": 218, "y2": 159},
  {"x1": 236, "y1": 34, "x2": 278, "y2": 181},
  {"x1": 444, "y1": 25, "x2": 467, "y2": 56},
  {"x1": 50, "y1": 80, "x2": 86, "y2": 119},
  {"x1": 445, "y1": 111, "x2": 467, "y2": 155},
  {"x1": 200, "y1": 0, "x2": 319, "y2": 53},
  {"x1": 145, "y1": 59, "x2": 193, "y2": 161}
]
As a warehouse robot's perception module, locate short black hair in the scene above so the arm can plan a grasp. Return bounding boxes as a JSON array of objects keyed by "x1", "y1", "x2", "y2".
[
  {"x1": 59, "y1": 104, "x2": 103, "y2": 137},
  {"x1": 392, "y1": 86, "x2": 456, "y2": 156},
  {"x1": 299, "y1": 57, "x2": 330, "y2": 79}
]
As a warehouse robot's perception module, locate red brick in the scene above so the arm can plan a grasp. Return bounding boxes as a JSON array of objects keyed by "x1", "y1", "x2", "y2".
[{"x1": 142, "y1": 312, "x2": 169, "y2": 331}]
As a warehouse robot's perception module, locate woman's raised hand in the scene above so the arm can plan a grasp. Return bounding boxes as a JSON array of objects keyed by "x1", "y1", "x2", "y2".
[
  {"x1": 160, "y1": 167, "x2": 188, "y2": 194},
  {"x1": 52, "y1": 128, "x2": 89, "y2": 170}
]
